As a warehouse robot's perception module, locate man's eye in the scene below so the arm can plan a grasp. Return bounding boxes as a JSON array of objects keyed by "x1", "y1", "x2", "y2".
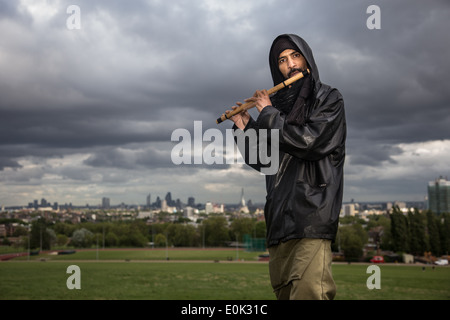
[{"x1": 278, "y1": 59, "x2": 285, "y2": 64}]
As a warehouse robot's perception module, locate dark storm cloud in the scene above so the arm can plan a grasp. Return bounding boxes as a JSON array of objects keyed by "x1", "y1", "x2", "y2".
[
  {"x1": 310, "y1": 1, "x2": 450, "y2": 168},
  {"x1": 349, "y1": 143, "x2": 402, "y2": 167},
  {"x1": 0, "y1": 0, "x2": 449, "y2": 205},
  {"x1": 0, "y1": 157, "x2": 21, "y2": 171},
  {"x1": 83, "y1": 146, "x2": 174, "y2": 169},
  {"x1": 0, "y1": 105, "x2": 173, "y2": 148}
]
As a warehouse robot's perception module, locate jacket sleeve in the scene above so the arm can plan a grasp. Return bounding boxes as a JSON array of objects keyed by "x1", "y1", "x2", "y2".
[
  {"x1": 232, "y1": 117, "x2": 270, "y2": 172},
  {"x1": 256, "y1": 87, "x2": 346, "y2": 161}
]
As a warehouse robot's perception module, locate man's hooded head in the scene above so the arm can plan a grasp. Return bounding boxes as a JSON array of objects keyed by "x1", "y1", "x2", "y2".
[
  {"x1": 269, "y1": 34, "x2": 320, "y2": 89},
  {"x1": 269, "y1": 34, "x2": 319, "y2": 126},
  {"x1": 270, "y1": 37, "x2": 304, "y2": 84}
]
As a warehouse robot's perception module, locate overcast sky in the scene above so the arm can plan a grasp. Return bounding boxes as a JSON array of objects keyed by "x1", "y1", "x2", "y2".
[{"x1": 1, "y1": 0, "x2": 449, "y2": 207}]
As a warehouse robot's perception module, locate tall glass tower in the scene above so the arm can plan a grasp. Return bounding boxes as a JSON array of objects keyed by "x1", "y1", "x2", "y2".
[{"x1": 428, "y1": 177, "x2": 450, "y2": 214}]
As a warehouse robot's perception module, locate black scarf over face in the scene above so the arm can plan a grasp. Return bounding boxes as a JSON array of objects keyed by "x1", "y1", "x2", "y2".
[{"x1": 269, "y1": 37, "x2": 313, "y2": 126}]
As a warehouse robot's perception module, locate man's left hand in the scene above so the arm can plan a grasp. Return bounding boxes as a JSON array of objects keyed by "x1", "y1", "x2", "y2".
[{"x1": 245, "y1": 89, "x2": 271, "y2": 113}]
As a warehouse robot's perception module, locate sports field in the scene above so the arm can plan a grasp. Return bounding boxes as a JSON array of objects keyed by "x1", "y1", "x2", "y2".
[{"x1": 1, "y1": 248, "x2": 449, "y2": 300}]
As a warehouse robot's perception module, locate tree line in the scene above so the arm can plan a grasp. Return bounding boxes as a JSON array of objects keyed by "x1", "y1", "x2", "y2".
[
  {"x1": 336, "y1": 207, "x2": 450, "y2": 260},
  {"x1": 3, "y1": 208, "x2": 449, "y2": 259},
  {"x1": 16, "y1": 214, "x2": 267, "y2": 251},
  {"x1": 389, "y1": 207, "x2": 449, "y2": 256}
]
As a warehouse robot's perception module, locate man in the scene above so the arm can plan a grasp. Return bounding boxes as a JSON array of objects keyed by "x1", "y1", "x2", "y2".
[{"x1": 225, "y1": 34, "x2": 346, "y2": 300}]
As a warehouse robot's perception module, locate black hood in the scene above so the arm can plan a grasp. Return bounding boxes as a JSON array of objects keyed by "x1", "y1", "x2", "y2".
[{"x1": 269, "y1": 34, "x2": 320, "y2": 91}]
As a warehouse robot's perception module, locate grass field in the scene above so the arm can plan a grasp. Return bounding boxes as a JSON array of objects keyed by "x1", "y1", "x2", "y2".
[{"x1": 1, "y1": 249, "x2": 449, "y2": 300}]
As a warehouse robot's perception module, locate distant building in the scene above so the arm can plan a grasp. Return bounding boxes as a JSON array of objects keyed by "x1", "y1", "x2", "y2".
[
  {"x1": 161, "y1": 199, "x2": 167, "y2": 211},
  {"x1": 342, "y1": 203, "x2": 356, "y2": 216},
  {"x1": 187, "y1": 197, "x2": 195, "y2": 207},
  {"x1": 215, "y1": 203, "x2": 224, "y2": 213},
  {"x1": 394, "y1": 201, "x2": 406, "y2": 209},
  {"x1": 102, "y1": 197, "x2": 110, "y2": 209},
  {"x1": 240, "y1": 188, "x2": 246, "y2": 207},
  {"x1": 205, "y1": 201, "x2": 213, "y2": 215},
  {"x1": 428, "y1": 177, "x2": 450, "y2": 214},
  {"x1": 165, "y1": 192, "x2": 173, "y2": 206},
  {"x1": 146, "y1": 194, "x2": 151, "y2": 207},
  {"x1": 138, "y1": 211, "x2": 153, "y2": 219},
  {"x1": 183, "y1": 206, "x2": 195, "y2": 219},
  {"x1": 239, "y1": 188, "x2": 249, "y2": 214},
  {"x1": 155, "y1": 196, "x2": 161, "y2": 209}
]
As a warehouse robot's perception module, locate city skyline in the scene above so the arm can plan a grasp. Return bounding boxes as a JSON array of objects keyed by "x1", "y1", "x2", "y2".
[
  {"x1": 0, "y1": 172, "x2": 440, "y2": 208},
  {"x1": 1, "y1": 1, "x2": 449, "y2": 207},
  {"x1": 2, "y1": 186, "x2": 430, "y2": 210}
]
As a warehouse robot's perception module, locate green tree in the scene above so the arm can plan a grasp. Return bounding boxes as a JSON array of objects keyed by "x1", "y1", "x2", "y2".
[
  {"x1": 166, "y1": 224, "x2": 199, "y2": 247},
  {"x1": 203, "y1": 216, "x2": 230, "y2": 247},
  {"x1": 71, "y1": 228, "x2": 94, "y2": 248},
  {"x1": 53, "y1": 221, "x2": 77, "y2": 237},
  {"x1": 149, "y1": 223, "x2": 168, "y2": 245},
  {"x1": 154, "y1": 233, "x2": 167, "y2": 247},
  {"x1": 426, "y1": 210, "x2": 441, "y2": 256},
  {"x1": 366, "y1": 214, "x2": 393, "y2": 251},
  {"x1": 439, "y1": 213, "x2": 450, "y2": 255},
  {"x1": 118, "y1": 233, "x2": 140, "y2": 247},
  {"x1": 408, "y1": 209, "x2": 427, "y2": 256},
  {"x1": 390, "y1": 206, "x2": 410, "y2": 253},
  {"x1": 12, "y1": 225, "x2": 28, "y2": 237},
  {"x1": 30, "y1": 218, "x2": 54, "y2": 250},
  {"x1": 254, "y1": 221, "x2": 266, "y2": 238},
  {"x1": 339, "y1": 224, "x2": 366, "y2": 261},
  {"x1": 105, "y1": 231, "x2": 119, "y2": 247},
  {"x1": 56, "y1": 234, "x2": 69, "y2": 247},
  {"x1": 118, "y1": 225, "x2": 148, "y2": 247},
  {"x1": 230, "y1": 218, "x2": 254, "y2": 239}
]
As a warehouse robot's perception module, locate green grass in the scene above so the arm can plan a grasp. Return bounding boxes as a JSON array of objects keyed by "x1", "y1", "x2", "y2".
[
  {"x1": 332, "y1": 264, "x2": 450, "y2": 300},
  {"x1": 1, "y1": 249, "x2": 449, "y2": 300},
  {"x1": 0, "y1": 261, "x2": 273, "y2": 300},
  {"x1": 16, "y1": 248, "x2": 263, "y2": 262}
]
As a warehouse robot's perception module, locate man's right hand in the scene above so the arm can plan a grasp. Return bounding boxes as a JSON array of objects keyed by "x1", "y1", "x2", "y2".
[{"x1": 224, "y1": 102, "x2": 250, "y2": 130}]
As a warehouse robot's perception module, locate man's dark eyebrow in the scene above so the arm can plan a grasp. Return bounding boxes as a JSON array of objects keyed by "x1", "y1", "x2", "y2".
[{"x1": 278, "y1": 51, "x2": 301, "y2": 61}]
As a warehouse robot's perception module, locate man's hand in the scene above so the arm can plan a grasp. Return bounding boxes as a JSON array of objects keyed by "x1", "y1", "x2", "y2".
[
  {"x1": 224, "y1": 102, "x2": 250, "y2": 130},
  {"x1": 245, "y1": 89, "x2": 272, "y2": 113}
]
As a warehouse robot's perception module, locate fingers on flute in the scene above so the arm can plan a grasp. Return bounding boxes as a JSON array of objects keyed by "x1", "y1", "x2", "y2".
[
  {"x1": 224, "y1": 110, "x2": 235, "y2": 121},
  {"x1": 253, "y1": 90, "x2": 264, "y2": 97},
  {"x1": 231, "y1": 103, "x2": 242, "y2": 110}
]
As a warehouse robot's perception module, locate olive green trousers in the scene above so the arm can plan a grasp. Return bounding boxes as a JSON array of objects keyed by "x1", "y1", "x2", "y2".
[{"x1": 268, "y1": 238, "x2": 336, "y2": 300}]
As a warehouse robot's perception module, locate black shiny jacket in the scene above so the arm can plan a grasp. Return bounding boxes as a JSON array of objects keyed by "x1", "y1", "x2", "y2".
[{"x1": 236, "y1": 34, "x2": 346, "y2": 247}]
